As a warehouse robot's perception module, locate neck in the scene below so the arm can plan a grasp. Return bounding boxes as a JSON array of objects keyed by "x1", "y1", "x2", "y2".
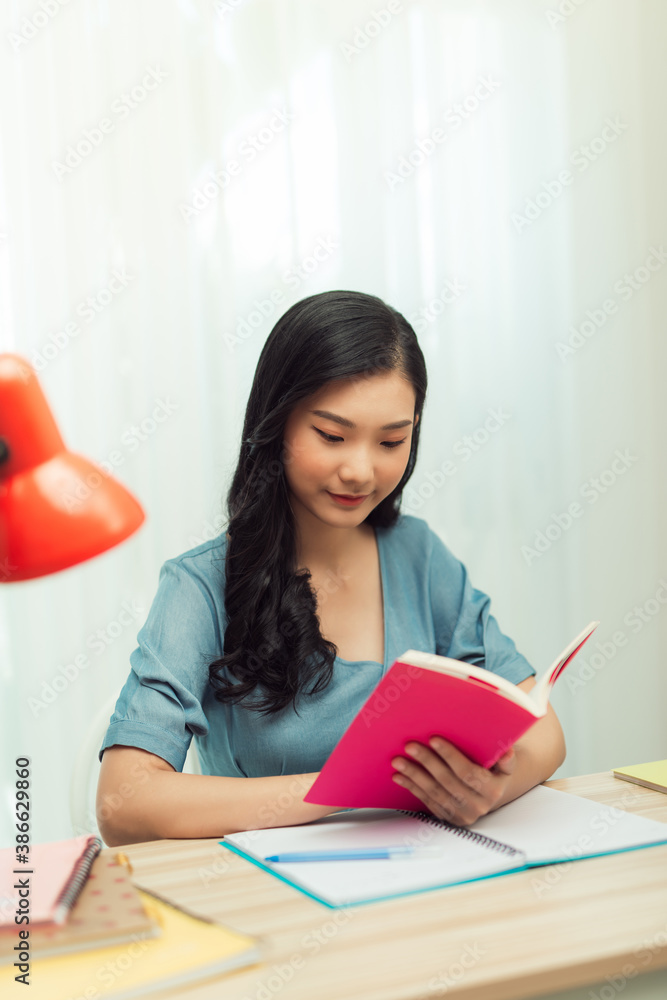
[{"x1": 291, "y1": 497, "x2": 371, "y2": 574}]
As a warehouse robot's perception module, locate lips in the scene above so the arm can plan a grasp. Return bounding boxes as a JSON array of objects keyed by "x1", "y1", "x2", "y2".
[{"x1": 327, "y1": 491, "x2": 369, "y2": 506}]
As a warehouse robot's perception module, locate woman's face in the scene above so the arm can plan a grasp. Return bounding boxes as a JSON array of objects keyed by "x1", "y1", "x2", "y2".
[{"x1": 282, "y1": 370, "x2": 419, "y2": 526}]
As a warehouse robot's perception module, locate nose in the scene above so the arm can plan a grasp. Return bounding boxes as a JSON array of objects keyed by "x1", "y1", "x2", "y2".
[{"x1": 337, "y1": 442, "x2": 373, "y2": 492}]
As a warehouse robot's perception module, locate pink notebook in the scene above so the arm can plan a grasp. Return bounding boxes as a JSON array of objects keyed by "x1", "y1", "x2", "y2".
[
  {"x1": 305, "y1": 621, "x2": 598, "y2": 811},
  {"x1": 0, "y1": 835, "x2": 101, "y2": 928}
]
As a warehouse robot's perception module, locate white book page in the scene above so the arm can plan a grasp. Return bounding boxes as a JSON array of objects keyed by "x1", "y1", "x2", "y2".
[
  {"x1": 401, "y1": 621, "x2": 600, "y2": 718},
  {"x1": 469, "y1": 785, "x2": 667, "y2": 865},
  {"x1": 399, "y1": 650, "x2": 539, "y2": 714},
  {"x1": 223, "y1": 809, "x2": 524, "y2": 906}
]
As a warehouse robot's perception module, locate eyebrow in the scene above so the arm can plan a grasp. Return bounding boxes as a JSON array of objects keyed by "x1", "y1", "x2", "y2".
[{"x1": 310, "y1": 409, "x2": 413, "y2": 431}]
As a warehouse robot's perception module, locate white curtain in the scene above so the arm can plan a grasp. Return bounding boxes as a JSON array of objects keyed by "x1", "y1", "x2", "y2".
[{"x1": 1, "y1": 0, "x2": 665, "y2": 847}]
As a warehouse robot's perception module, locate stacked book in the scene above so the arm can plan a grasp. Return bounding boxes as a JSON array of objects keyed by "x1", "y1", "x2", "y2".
[{"x1": 0, "y1": 834, "x2": 261, "y2": 998}]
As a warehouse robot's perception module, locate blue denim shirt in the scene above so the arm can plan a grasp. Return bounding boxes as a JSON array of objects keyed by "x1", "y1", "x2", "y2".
[{"x1": 98, "y1": 514, "x2": 535, "y2": 777}]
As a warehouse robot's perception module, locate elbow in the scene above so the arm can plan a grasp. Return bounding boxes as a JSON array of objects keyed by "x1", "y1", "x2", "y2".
[
  {"x1": 556, "y1": 731, "x2": 567, "y2": 770},
  {"x1": 97, "y1": 822, "x2": 126, "y2": 849},
  {"x1": 548, "y1": 724, "x2": 567, "y2": 776},
  {"x1": 96, "y1": 747, "x2": 174, "y2": 846},
  {"x1": 541, "y1": 707, "x2": 566, "y2": 777},
  {"x1": 96, "y1": 804, "x2": 160, "y2": 848},
  {"x1": 96, "y1": 794, "x2": 134, "y2": 848},
  {"x1": 95, "y1": 780, "x2": 153, "y2": 848}
]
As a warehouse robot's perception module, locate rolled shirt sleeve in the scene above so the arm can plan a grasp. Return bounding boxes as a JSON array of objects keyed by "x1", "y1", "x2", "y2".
[
  {"x1": 98, "y1": 555, "x2": 223, "y2": 771},
  {"x1": 428, "y1": 529, "x2": 536, "y2": 685}
]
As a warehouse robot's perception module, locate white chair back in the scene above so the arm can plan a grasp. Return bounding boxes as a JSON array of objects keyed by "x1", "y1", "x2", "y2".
[{"x1": 69, "y1": 690, "x2": 202, "y2": 838}]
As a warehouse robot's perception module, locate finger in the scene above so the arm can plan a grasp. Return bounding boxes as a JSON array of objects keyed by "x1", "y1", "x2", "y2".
[
  {"x1": 392, "y1": 772, "x2": 466, "y2": 825},
  {"x1": 397, "y1": 744, "x2": 475, "y2": 809},
  {"x1": 492, "y1": 749, "x2": 516, "y2": 776},
  {"x1": 393, "y1": 748, "x2": 478, "y2": 821},
  {"x1": 426, "y1": 737, "x2": 495, "y2": 796}
]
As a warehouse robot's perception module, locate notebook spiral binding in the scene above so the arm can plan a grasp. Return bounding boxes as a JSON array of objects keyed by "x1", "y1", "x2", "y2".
[
  {"x1": 52, "y1": 836, "x2": 103, "y2": 925},
  {"x1": 397, "y1": 810, "x2": 521, "y2": 857}
]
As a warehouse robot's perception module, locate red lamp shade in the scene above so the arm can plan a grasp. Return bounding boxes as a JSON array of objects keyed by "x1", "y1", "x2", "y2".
[{"x1": 0, "y1": 354, "x2": 145, "y2": 582}]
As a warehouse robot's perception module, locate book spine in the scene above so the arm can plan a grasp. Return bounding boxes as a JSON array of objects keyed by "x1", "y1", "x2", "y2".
[
  {"x1": 398, "y1": 810, "x2": 521, "y2": 857},
  {"x1": 52, "y1": 836, "x2": 103, "y2": 925}
]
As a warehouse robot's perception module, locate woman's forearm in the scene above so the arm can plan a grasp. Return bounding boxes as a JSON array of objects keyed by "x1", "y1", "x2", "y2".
[
  {"x1": 492, "y1": 706, "x2": 566, "y2": 812},
  {"x1": 99, "y1": 769, "x2": 339, "y2": 846}
]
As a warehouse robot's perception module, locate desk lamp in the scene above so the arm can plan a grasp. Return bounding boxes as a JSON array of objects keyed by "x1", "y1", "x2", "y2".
[{"x1": 0, "y1": 353, "x2": 145, "y2": 582}]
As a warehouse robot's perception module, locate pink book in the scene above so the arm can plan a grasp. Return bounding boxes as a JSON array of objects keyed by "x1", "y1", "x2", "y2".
[
  {"x1": 305, "y1": 621, "x2": 599, "y2": 811},
  {"x1": 0, "y1": 835, "x2": 101, "y2": 929}
]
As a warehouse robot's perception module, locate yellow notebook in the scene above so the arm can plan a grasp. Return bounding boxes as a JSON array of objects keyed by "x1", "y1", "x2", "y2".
[
  {"x1": 613, "y1": 760, "x2": 667, "y2": 794},
  {"x1": 0, "y1": 888, "x2": 263, "y2": 1000}
]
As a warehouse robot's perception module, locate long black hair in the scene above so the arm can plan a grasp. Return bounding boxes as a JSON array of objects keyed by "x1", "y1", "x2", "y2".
[{"x1": 208, "y1": 289, "x2": 428, "y2": 715}]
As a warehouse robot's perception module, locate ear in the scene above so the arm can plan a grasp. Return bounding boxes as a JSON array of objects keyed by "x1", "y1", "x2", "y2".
[{"x1": 414, "y1": 413, "x2": 420, "y2": 429}]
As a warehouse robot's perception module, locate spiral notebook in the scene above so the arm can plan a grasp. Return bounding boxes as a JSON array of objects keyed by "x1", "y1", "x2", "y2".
[
  {"x1": 221, "y1": 785, "x2": 667, "y2": 907},
  {"x1": 0, "y1": 853, "x2": 159, "y2": 964},
  {"x1": 0, "y1": 835, "x2": 102, "y2": 929}
]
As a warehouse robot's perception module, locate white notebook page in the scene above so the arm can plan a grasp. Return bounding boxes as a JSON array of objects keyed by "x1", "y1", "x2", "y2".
[
  {"x1": 223, "y1": 809, "x2": 523, "y2": 906},
  {"x1": 223, "y1": 787, "x2": 667, "y2": 906},
  {"x1": 469, "y1": 785, "x2": 667, "y2": 865}
]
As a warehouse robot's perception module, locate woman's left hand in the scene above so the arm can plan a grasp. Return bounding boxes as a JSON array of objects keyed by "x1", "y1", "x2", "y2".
[{"x1": 391, "y1": 736, "x2": 516, "y2": 825}]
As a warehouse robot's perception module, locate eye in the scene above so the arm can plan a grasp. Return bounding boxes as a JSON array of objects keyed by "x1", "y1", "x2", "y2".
[
  {"x1": 381, "y1": 439, "x2": 407, "y2": 450},
  {"x1": 314, "y1": 426, "x2": 343, "y2": 443},
  {"x1": 313, "y1": 426, "x2": 407, "y2": 449}
]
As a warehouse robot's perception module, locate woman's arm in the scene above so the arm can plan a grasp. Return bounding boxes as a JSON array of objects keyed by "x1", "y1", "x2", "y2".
[
  {"x1": 96, "y1": 746, "x2": 340, "y2": 847},
  {"x1": 491, "y1": 675, "x2": 566, "y2": 810}
]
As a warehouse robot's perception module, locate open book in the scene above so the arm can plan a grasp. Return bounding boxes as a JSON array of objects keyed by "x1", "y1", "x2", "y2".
[
  {"x1": 305, "y1": 621, "x2": 599, "y2": 811},
  {"x1": 222, "y1": 784, "x2": 667, "y2": 908}
]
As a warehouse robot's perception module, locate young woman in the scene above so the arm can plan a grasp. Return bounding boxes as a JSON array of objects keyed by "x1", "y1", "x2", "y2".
[{"x1": 97, "y1": 290, "x2": 565, "y2": 846}]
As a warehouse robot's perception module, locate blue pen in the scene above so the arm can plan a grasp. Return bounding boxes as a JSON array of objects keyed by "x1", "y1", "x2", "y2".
[{"x1": 263, "y1": 846, "x2": 441, "y2": 862}]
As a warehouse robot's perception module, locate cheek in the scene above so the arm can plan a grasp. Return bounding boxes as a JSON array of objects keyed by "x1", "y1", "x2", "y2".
[
  {"x1": 284, "y1": 432, "x2": 329, "y2": 485},
  {"x1": 382, "y1": 451, "x2": 410, "y2": 482}
]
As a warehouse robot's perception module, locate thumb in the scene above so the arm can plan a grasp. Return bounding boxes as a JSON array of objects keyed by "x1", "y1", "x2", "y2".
[{"x1": 492, "y1": 747, "x2": 516, "y2": 775}]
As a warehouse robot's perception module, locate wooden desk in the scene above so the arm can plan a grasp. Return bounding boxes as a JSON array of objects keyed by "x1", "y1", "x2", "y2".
[{"x1": 116, "y1": 771, "x2": 667, "y2": 1000}]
